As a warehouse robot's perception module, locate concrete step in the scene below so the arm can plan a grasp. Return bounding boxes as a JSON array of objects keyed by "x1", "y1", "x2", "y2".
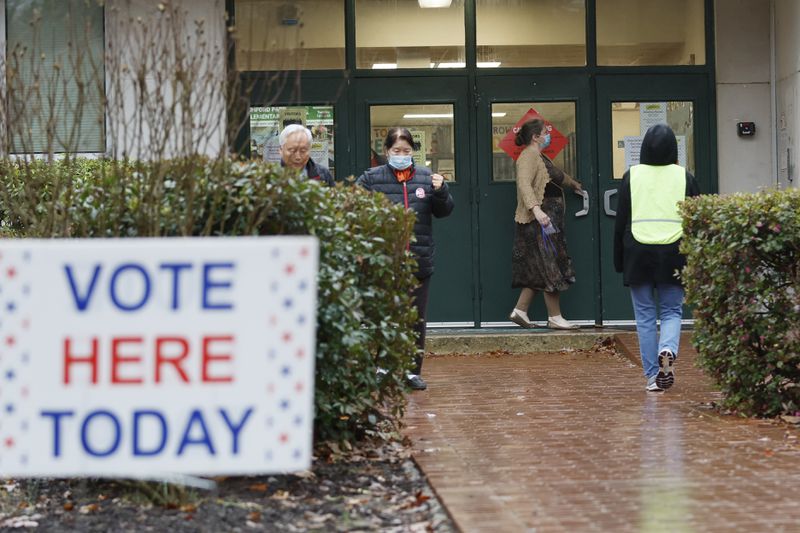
[{"x1": 426, "y1": 327, "x2": 634, "y2": 354}]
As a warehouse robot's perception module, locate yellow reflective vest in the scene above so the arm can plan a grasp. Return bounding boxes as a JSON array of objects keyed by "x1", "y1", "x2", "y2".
[{"x1": 629, "y1": 164, "x2": 685, "y2": 245}]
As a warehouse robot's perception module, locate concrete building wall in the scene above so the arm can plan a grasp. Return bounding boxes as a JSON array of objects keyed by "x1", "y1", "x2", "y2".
[
  {"x1": 714, "y1": 0, "x2": 775, "y2": 193},
  {"x1": 0, "y1": 1, "x2": 4, "y2": 69},
  {"x1": 105, "y1": 0, "x2": 227, "y2": 159},
  {"x1": 0, "y1": 0, "x2": 6, "y2": 154},
  {"x1": 776, "y1": 0, "x2": 800, "y2": 189}
]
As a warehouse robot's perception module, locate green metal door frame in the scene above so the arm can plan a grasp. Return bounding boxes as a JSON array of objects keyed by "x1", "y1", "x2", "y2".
[
  {"x1": 595, "y1": 74, "x2": 715, "y2": 322},
  {"x1": 474, "y1": 74, "x2": 598, "y2": 326},
  {"x1": 352, "y1": 76, "x2": 477, "y2": 325}
]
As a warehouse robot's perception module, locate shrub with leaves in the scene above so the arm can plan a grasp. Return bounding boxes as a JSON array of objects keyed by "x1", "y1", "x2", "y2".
[
  {"x1": 0, "y1": 157, "x2": 419, "y2": 442},
  {"x1": 681, "y1": 189, "x2": 800, "y2": 416}
]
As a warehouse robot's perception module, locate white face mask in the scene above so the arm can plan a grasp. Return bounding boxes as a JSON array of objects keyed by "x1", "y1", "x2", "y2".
[{"x1": 388, "y1": 154, "x2": 413, "y2": 170}]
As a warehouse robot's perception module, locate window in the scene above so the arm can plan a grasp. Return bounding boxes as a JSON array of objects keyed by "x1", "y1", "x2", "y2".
[
  {"x1": 250, "y1": 106, "x2": 336, "y2": 176},
  {"x1": 356, "y1": 0, "x2": 465, "y2": 70},
  {"x1": 5, "y1": 0, "x2": 105, "y2": 153},
  {"x1": 369, "y1": 104, "x2": 456, "y2": 181},
  {"x1": 476, "y1": 0, "x2": 586, "y2": 68},
  {"x1": 597, "y1": 0, "x2": 706, "y2": 66},
  {"x1": 235, "y1": 0, "x2": 345, "y2": 70},
  {"x1": 491, "y1": 102, "x2": 577, "y2": 182},
  {"x1": 610, "y1": 101, "x2": 695, "y2": 179}
]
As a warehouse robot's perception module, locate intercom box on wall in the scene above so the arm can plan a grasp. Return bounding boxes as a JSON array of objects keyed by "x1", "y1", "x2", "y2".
[{"x1": 737, "y1": 122, "x2": 756, "y2": 137}]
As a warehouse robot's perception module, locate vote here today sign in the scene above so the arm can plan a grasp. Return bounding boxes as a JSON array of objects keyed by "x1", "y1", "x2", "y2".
[{"x1": 0, "y1": 237, "x2": 318, "y2": 478}]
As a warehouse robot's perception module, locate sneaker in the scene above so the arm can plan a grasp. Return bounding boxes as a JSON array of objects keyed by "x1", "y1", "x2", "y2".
[
  {"x1": 406, "y1": 374, "x2": 428, "y2": 391},
  {"x1": 646, "y1": 375, "x2": 664, "y2": 392},
  {"x1": 547, "y1": 315, "x2": 579, "y2": 330},
  {"x1": 509, "y1": 308, "x2": 534, "y2": 329},
  {"x1": 656, "y1": 350, "x2": 675, "y2": 390}
]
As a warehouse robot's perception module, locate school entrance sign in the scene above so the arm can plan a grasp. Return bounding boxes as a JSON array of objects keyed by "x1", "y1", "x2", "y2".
[{"x1": 0, "y1": 237, "x2": 318, "y2": 478}]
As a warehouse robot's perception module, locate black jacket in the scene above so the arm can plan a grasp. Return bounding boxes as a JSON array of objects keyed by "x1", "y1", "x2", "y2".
[
  {"x1": 356, "y1": 164, "x2": 454, "y2": 279},
  {"x1": 613, "y1": 124, "x2": 700, "y2": 286},
  {"x1": 281, "y1": 159, "x2": 335, "y2": 186}
]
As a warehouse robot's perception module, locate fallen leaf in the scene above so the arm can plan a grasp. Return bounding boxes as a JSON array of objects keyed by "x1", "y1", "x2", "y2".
[
  {"x1": 247, "y1": 511, "x2": 261, "y2": 522},
  {"x1": 415, "y1": 491, "x2": 431, "y2": 506},
  {"x1": 79, "y1": 503, "x2": 99, "y2": 514},
  {"x1": 63, "y1": 502, "x2": 74, "y2": 511},
  {"x1": 248, "y1": 483, "x2": 268, "y2": 493},
  {"x1": 179, "y1": 504, "x2": 197, "y2": 513},
  {"x1": 307, "y1": 512, "x2": 337, "y2": 524},
  {"x1": 97, "y1": 494, "x2": 108, "y2": 501},
  {"x1": 272, "y1": 490, "x2": 290, "y2": 500}
]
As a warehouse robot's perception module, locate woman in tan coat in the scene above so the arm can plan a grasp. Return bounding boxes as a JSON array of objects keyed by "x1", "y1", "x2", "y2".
[{"x1": 509, "y1": 119, "x2": 582, "y2": 329}]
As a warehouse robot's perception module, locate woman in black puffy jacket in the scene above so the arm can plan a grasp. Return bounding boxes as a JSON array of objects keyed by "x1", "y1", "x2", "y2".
[{"x1": 356, "y1": 127, "x2": 455, "y2": 391}]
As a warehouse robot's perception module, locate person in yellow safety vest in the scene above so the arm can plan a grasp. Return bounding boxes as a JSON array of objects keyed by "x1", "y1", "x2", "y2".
[{"x1": 613, "y1": 124, "x2": 700, "y2": 392}]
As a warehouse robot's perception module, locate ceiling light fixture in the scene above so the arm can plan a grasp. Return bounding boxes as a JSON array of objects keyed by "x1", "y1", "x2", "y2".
[
  {"x1": 372, "y1": 63, "x2": 398, "y2": 69},
  {"x1": 418, "y1": 0, "x2": 452, "y2": 7},
  {"x1": 401, "y1": 112, "x2": 506, "y2": 119},
  {"x1": 435, "y1": 62, "x2": 466, "y2": 68},
  {"x1": 403, "y1": 113, "x2": 454, "y2": 119},
  {"x1": 477, "y1": 61, "x2": 502, "y2": 68}
]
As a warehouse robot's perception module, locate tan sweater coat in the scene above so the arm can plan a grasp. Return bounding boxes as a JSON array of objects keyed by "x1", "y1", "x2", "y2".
[{"x1": 514, "y1": 145, "x2": 550, "y2": 224}]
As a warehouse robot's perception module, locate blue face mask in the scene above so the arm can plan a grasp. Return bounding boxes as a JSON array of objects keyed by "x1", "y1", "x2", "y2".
[
  {"x1": 540, "y1": 133, "x2": 552, "y2": 149},
  {"x1": 388, "y1": 154, "x2": 413, "y2": 170}
]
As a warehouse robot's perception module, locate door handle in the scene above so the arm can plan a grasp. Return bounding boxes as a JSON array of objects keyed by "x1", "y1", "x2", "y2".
[
  {"x1": 574, "y1": 190, "x2": 589, "y2": 217},
  {"x1": 604, "y1": 189, "x2": 618, "y2": 216}
]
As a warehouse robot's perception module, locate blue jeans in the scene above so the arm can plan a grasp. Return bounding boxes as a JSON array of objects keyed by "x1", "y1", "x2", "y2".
[{"x1": 629, "y1": 283, "x2": 684, "y2": 378}]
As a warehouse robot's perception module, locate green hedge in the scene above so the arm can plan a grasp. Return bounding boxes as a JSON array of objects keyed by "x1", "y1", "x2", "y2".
[
  {"x1": 0, "y1": 157, "x2": 419, "y2": 442},
  {"x1": 681, "y1": 189, "x2": 800, "y2": 416}
]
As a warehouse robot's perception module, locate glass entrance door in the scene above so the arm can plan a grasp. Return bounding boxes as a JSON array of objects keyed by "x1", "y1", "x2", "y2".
[
  {"x1": 596, "y1": 75, "x2": 714, "y2": 322},
  {"x1": 353, "y1": 77, "x2": 474, "y2": 325},
  {"x1": 476, "y1": 75, "x2": 597, "y2": 325}
]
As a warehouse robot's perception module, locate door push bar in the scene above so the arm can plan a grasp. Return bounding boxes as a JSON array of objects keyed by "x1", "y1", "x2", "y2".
[
  {"x1": 604, "y1": 189, "x2": 618, "y2": 216},
  {"x1": 574, "y1": 189, "x2": 589, "y2": 217}
]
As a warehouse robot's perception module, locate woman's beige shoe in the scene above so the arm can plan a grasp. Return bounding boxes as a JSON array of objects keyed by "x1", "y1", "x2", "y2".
[
  {"x1": 547, "y1": 315, "x2": 579, "y2": 330},
  {"x1": 509, "y1": 308, "x2": 534, "y2": 328}
]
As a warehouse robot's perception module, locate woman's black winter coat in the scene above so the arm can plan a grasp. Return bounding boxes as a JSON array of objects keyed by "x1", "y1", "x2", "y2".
[{"x1": 356, "y1": 164, "x2": 454, "y2": 279}]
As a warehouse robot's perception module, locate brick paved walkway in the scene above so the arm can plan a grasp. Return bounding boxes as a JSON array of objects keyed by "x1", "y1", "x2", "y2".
[{"x1": 405, "y1": 334, "x2": 800, "y2": 532}]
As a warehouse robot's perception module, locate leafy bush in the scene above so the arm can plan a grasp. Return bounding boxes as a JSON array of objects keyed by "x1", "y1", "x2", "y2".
[
  {"x1": 681, "y1": 189, "x2": 800, "y2": 416},
  {"x1": 0, "y1": 157, "x2": 419, "y2": 442}
]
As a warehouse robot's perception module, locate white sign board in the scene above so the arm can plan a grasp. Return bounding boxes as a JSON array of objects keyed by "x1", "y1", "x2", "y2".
[
  {"x1": 624, "y1": 135, "x2": 644, "y2": 169},
  {"x1": 639, "y1": 102, "x2": 667, "y2": 134},
  {"x1": 624, "y1": 135, "x2": 687, "y2": 170},
  {"x1": 676, "y1": 135, "x2": 687, "y2": 167},
  {"x1": 0, "y1": 237, "x2": 318, "y2": 478}
]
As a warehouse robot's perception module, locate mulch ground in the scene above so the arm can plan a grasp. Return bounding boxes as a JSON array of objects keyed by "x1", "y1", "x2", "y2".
[{"x1": 0, "y1": 440, "x2": 454, "y2": 532}]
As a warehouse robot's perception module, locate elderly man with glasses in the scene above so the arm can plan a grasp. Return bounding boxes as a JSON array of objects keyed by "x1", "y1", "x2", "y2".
[{"x1": 274, "y1": 124, "x2": 335, "y2": 186}]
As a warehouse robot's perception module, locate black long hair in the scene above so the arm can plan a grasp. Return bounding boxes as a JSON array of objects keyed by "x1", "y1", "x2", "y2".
[
  {"x1": 383, "y1": 127, "x2": 415, "y2": 151},
  {"x1": 514, "y1": 119, "x2": 546, "y2": 147}
]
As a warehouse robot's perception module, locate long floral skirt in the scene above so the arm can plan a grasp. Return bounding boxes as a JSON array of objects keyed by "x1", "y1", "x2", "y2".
[{"x1": 511, "y1": 196, "x2": 576, "y2": 292}]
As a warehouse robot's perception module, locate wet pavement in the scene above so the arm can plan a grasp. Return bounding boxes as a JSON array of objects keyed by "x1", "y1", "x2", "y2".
[{"x1": 404, "y1": 334, "x2": 800, "y2": 532}]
